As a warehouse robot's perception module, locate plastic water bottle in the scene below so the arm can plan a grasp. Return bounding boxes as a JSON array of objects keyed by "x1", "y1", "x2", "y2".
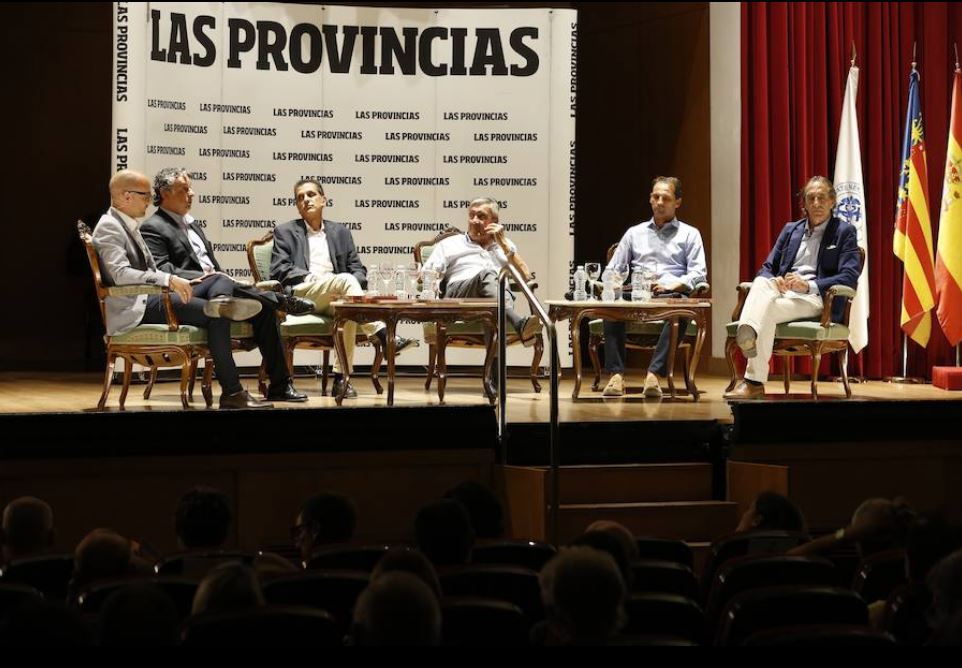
[
  {"x1": 420, "y1": 269, "x2": 439, "y2": 300},
  {"x1": 631, "y1": 269, "x2": 649, "y2": 301},
  {"x1": 368, "y1": 264, "x2": 380, "y2": 296},
  {"x1": 572, "y1": 265, "x2": 588, "y2": 302},
  {"x1": 394, "y1": 264, "x2": 407, "y2": 299},
  {"x1": 601, "y1": 268, "x2": 616, "y2": 302}
]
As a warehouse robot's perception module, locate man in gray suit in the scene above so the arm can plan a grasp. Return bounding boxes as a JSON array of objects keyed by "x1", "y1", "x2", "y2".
[
  {"x1": 271, "y1": 179, "x2": 413, "y2": 398},
  {"x1": 91, "y1": 170, "x2": 296, "y2": 409}
]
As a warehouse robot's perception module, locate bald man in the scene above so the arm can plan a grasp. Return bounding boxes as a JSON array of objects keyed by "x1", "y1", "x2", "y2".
[{"x1": 91, "y1": 170, "x2": 301, "y2": 408}]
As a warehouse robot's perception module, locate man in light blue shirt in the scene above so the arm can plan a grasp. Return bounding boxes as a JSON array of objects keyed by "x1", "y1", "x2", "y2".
[{"x1": 602, "y1": 177, "x2": 707, "y2": 398}]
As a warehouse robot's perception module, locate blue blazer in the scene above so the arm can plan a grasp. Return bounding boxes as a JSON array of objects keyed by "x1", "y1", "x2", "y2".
[
  {"x1": 757, "y1": 216, "x2": 861, "y2": 323},
  {"x1": 270, "y1": 219, "x2": 367, "y2": 289}
]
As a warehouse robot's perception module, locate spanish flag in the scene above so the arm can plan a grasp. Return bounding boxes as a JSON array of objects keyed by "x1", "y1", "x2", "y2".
[
  {"x1": 894, "y1": 67, "x2": 937, "y2": 347},
  {"x1": 937, "y1": 67, "x2": 962, "y2": 347}
]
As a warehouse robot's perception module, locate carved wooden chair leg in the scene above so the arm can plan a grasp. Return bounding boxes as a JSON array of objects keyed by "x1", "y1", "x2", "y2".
[
  {"x1": 201, "y1": 358, "x2": 214, "y2": 408},
  {"x1": 179, "y1": 359, "x2": 192, "y2": 410},
  {"x1": 97, "y1": 353, "x2": 117, "y2": 410},
  {"x1": 589, "y1": 334, "x2": 603, "y2": 391},
  {"x1": 118, "y1": 359, "x2": 133, "y2": 410},
  {"x1": 840, "y1": 347, "x2": 853, "y2": 399},
  {"x1": 724, "y1": 337, "x2": 740, "y2": 392},
  {"x1": 370, "y1": 337, "x2": 384, "y2": 395},
  {"x1": 810, "y1": 348, "x2": 823, "y2": 398},
  {"x1": 783, "y1": 356, "x2": 792, "y2": 394},
  {"x1": 425, "y1": 344, "x2": 437, "y2": 391},
  {"x1": 144, "y1": 366, "x2": 158, "y2": 400},
  {"x1": 530, "y1": 334, "x2": 544, "y2": 393}
]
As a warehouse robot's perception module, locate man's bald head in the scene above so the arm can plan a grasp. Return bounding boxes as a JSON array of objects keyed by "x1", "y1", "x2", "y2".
[
  {"x1": 1, "y1": 496, "x2": 54, "y2": 559},
  {"x1": 109, "y1": 170, "x2": 152, "y2": 218}
]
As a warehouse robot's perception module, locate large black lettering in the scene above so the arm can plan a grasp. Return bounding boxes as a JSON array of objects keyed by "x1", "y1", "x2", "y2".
[
  {"x1": 509, "y1": 27, "x2": 539, "y2": 76},
  {"x1": 419, "y1": 27, "x2": 447, "y2": 76},
  {"x1": 450, "y1": 28, "x2": 468, "y2": 76},
  {"x1": 290, "y1": 23, "x2": 322, "y2": 73},
  {"x1": 470, "y1": 29, "x2": 508, "y2": 76},
  {"x1": 167, "y1": 12, "x2": 192, "y2": 65},
  {"x1": 228, "y1": 18, "x2": 256, "y2": 68},
  {"x1": 379, "y1": 27, "x2": 417, "y2": 75},
  {"x1": 193, "y1": 15, "x2": 217, "y2": 67},
  {"x1": 257, "y1": 21, "x2": 288, "y2": 71},
  {"x1": 150, "y1": 9, "x2": 166, "y2": 61},
  {"x1": 323, "y1": 24, "x2": 358, "y2": 73},
  {"x1": 359, "y1": 26, "x2": 378, "y2": 74}
]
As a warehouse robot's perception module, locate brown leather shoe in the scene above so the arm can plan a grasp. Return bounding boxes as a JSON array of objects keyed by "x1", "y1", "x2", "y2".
[
  {"x1": 219, "y1": 389, "x2": 274, "y2": 409},
  {"x1": 723, "y1": 380, "x2": 765, "y2": 400}
]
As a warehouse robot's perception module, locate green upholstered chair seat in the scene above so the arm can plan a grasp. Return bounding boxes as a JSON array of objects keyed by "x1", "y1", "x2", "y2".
[
  {"x1": 280, "y1": 314, "x2": 335, "y2": 337},
  {"x1": 725, "y1": 320, "x2": 850, "y2": 341},
  {"x1": 111, "y1": 324, "x2": 207, "y2": 345},
  {"x1": 422, "y1": 321, "x2": 538, "y2": 348},
  {"x1": 589, "y1": 319, "x2": 698, "y2": 337},
  {"x1": 230, "y1": 322, "x2": 255, "y2": 338}
]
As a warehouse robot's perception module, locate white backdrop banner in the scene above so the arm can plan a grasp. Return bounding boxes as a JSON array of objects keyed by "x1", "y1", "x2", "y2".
[{"x1": 112, "y1": 2, "x2": 576, "y2": 368}]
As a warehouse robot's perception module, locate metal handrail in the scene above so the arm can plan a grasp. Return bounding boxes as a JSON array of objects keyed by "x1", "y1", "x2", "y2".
[{"x1": 498, "y1": 261, "x2": 561, "y2": 545}]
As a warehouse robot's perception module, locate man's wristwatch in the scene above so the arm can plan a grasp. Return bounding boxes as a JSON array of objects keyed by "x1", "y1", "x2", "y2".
[{"x1": 834, "y1": 527, "x2": 847, "y2": 541}]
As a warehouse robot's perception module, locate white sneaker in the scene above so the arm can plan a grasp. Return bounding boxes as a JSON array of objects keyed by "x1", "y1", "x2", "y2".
[
  {"x1": 643, "y1": 374, "x2": 664, "y2": 399},
  {"x1": 602, "y1": 373, "x2": 625, "y2": 397},
  {"x1": 736, "y1": 324, "x2": 758, "y2": 359}
]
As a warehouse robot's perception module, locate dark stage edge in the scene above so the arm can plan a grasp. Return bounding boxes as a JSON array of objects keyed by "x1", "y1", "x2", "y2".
[
  {"x1": 729, "y1": 398, "x2": 962, "y2": 444},
  {"x1": 0, "y1": 405, "x2": 499, "y2": 461}
]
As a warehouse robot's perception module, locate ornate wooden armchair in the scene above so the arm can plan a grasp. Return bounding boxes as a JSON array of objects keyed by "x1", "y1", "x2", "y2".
[
  {"x1": 79, "y1": 221, "x2": 214, "y2": 410},
  {"x1": 723, "y1": 248, "x2": 864, "y2": 398},
  {"x1": 246, "y1": 232, "x2": 383, "y2": 396},
  {"x1": 588, "y1": 243, "x2": 710, "y2": 394},
  {"x1": 414, "y1": 227, "x2": 544, "y2": 395}
]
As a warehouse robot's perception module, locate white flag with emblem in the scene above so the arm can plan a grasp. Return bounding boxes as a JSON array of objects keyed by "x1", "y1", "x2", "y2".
[{"x1": 833, "y1": 64, "x2": 869, "y2": 353}]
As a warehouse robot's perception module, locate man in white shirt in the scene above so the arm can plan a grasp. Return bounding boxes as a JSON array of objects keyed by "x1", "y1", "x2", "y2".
[{"x1": 422, "y1": 197, "x2": 541, "y2": 343}]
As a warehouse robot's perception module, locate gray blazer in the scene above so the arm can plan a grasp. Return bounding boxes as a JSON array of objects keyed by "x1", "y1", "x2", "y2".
[{"x1": 91, "y1": 209, "x2": 170, "y2": 336}]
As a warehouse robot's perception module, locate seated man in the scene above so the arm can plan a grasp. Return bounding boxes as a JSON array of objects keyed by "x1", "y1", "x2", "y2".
[
  {"x1": 91, "y1": 170, "x2": 287, "y2": 409},
  {"x1": 270, "y1": 179, "x2": 414, "y2": 399},
  {"x1": 141, "y1": 167, "x2": 311, "y2": 402},
  {"x1": 725, "y1": 176, "x2": 860, "y2": 398},
  {"x1": 601, "y1": 176, "x2": 707, "y2": 399}
]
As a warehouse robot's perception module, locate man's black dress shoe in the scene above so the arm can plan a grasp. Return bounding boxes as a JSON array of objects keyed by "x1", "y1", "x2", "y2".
[
  {"x1": 282, "y1": 295, "x2": 316, "y2": 316},
  {"x1": 266, "y1": 381, "x2": 309, "y2": 402},
  {"x1": 331, "y1": 376, "x2": 357, "y2": 399},
  {"x1": 219, "y1": 389, "x2": 273, "y2": 409}
]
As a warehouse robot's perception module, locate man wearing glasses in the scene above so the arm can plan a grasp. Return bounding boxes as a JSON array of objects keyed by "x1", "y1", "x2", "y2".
[
  {"x1": 91, "y1": 170, "x2": 292, "y2": 409},
  {"x1": 601, "y1": 176, "x2": 707, "y2": 399}
]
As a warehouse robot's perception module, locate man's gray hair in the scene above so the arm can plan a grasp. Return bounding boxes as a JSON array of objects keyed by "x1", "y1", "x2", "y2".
[
  {"x1": 153, "y1": 167, "x2": 190, "y2": 206},
  {"x1": 469, "y1": 197, "x2": 500, "y2": 218}
]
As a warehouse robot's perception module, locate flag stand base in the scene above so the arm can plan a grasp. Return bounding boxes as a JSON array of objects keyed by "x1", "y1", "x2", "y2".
[
  {"x1": 882, "y1": 376, "x2": 924, "y2": 384},
  {"x1": 829, "y1": 376, "x2": 866, "y2": 384}
]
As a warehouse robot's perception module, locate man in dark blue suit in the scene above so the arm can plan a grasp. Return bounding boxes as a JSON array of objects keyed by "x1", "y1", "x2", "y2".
[
  {"x1": 271, "y1": 179, "x2": 414, "y2": 398},
  {"x1": 726, "y1": 176, "x2": 861, "y2": 399}
]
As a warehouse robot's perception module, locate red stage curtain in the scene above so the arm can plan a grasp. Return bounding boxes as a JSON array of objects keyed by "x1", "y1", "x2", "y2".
[{"x1": 741, "y1": 2, "x2": 962, "y2": 379}]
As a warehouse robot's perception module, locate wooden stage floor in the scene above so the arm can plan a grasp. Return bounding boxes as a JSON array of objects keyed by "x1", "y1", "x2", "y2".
[{"x1": 2, "y1": 371, "x2": 960, "y2": 423}]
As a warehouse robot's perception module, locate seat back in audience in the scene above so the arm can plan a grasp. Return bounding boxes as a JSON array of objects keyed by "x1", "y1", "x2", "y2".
[
  {"x1": 851, "y1": 548, "x2": 907, "y2": 605},
  {"x1": 75, "y1": 577, "x2": 199, "y2": 620},
  {"x1": 0, "y1": 554, "x2": 74, "y2": 602},
  {"x1": 154, "y1": 551, "x2": 259, "y2": 578},
  {"x1": 881, "y1": 582, "x2": 932, "y2": 646},
  {"x1": 742, "y1": 624, "x2": 897, "y2": 647},
  {"x1": 0, "y1": 582, "x2": 43, "y2": 618},
  {"x1": 623, "y1": 593, "x2": 704, "y2": 644},
  {"x1": 634, "y1": 538, "x2": 694, "y2": 569},
  {"x1": 439, "y1": 565, "x2": 543, "y2": 623},
  {"x1": 701, "y1": 531, "x2": 809, "y2": 596},
  {"x1": 705, "y1": 554, "x2": 838, "y2": 627},
  {"x1": 261, "y1": 570, "x2": 369, "y2": 635},
  {"x1": 305, "y1": 545, "x2": 392, "y2": 572},
  {"x1": 630, "y1": 560, "x2": 698, "y2": 599},
  {"x1": 441, "y1": 596, "x2": 528, "y2": 647},
  {"x1": 471, "y1": 540, "x2": 557, "y2": 572},
  {"x1": 181, "y1": 605, "x2": 341, "y2": 647},
  {"x1": 715, "y1": 585, "x2": 868, "y2": 646}
]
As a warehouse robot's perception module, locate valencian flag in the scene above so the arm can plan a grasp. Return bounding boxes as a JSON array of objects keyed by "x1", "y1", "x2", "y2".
[
  {"x1": 894, "y1": 67, "x2": 937, "y2": 347},
  {"x1": 937, "y1": 66, "x2": 962, "y2": 347}
]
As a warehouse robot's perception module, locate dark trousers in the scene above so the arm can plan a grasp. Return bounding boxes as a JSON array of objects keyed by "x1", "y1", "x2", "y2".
[
  {"x1": 142, "y1": 275, "x2": 289, "y2": 395},
  {"x1": 603, "y1": 293, "x2": 690, "y2": 376},
  {"x1": 445, "y1": 269, "x2": 524, "y2": 334}
]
